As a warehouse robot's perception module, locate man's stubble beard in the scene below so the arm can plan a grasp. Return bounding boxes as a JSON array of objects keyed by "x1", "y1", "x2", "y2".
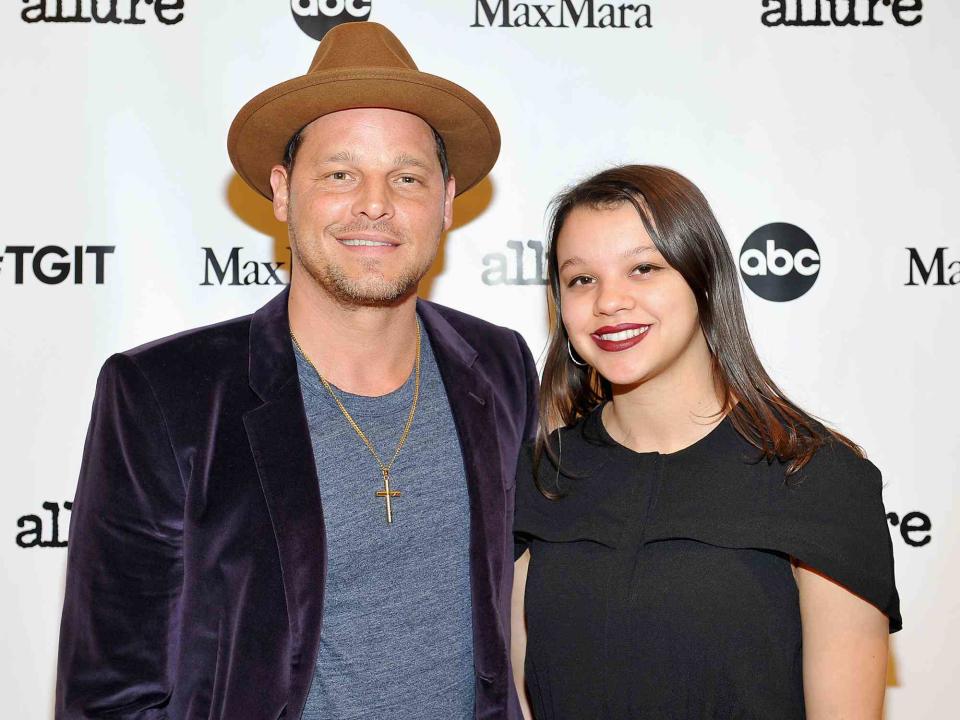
[{"x1": 288, "y1": 209, "x2": 441, "y2": 310}]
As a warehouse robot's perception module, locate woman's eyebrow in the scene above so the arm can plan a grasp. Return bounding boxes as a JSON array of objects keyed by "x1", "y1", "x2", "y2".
[
  {"x1": 624, "y1": 245, "x2": 656, "y2": 258},
  {"x1": 559, "y1": 256, "x2": 586, "y2": 273},
  {"x1": 560, "y1": 246, "x2": 657, "y2": 273}
]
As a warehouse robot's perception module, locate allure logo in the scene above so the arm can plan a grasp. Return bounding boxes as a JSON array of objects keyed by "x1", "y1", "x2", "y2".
[
  {"x1": 481, "y1": 240, "x2": 547, "y2": 286},
  {"x1": 16, "y1": 501, "x2": 72, "y2": 549},
  {"x1": 886, "y1": 510, "x2": 932, "y2": 548},
  {"x1": 21, "y1": 1, "x2": 185, "y2": 25},
  {"x1": 472, "y1": 0, "x2": 652, "y2": 29},
  {"x1": 905, "y1": 247, "x2": 960, "y2": 286},
  {"x1": 761, "y1": 0, "x2": 923, "y2": 27}
]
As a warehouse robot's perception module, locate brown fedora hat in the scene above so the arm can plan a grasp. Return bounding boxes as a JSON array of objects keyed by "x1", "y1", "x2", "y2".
[{"x1": 228, "y1": 22, "x2": 500, "y2": 200}]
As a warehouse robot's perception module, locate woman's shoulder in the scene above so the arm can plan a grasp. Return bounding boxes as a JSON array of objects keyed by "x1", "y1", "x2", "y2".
[
  {"x1": 653, "y1": 428, "x2": 900, "y2": 631},
  {"x1": 660, "y1": 426, "x2": 887, "y2": 545},
  {"x1": 671, "y1": 417, "x2": 882, "y2": 502},
  {"x1": 782, "y1": 437, "x2": 900, "y2": 629},
  {"x1": 792, "y1": 434, "x2": 881, "y2": 493},
  {"x1": 514, "y1": 408, "x2": 633, "y2": 549},
  {"x1": 518, "y1": 407, "x2": 619, "y2": 481}
]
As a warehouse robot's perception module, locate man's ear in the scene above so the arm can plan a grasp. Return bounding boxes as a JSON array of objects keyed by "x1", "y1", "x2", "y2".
[
  {"x1": 442, "y1": 175, "x2": 456, "y2": 231},
  {"x1": 270, "y1": 165, "x2": 290, "y2": 222}
]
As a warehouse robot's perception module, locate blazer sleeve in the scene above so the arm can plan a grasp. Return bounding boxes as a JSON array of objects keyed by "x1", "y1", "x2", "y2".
[
  {"x1": 515, "y1": 330, "x2": 539, "y2": 443},
  {"x1": 57, "y1": 353, "x2": 185, "y2": 719}
]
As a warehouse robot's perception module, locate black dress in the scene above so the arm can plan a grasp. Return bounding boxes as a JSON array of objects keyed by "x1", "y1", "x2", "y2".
[{"x1": 514, "y1": 407, "x2": 901, "y2": 720}]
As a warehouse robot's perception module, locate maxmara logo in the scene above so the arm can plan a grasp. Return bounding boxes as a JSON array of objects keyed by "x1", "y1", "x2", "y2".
[
  {"x1": 761, "y1": 0, "x2": 922, "y2": 28},
  {"x1": 0, "y1": 245, "x2": 115, "y2": 285},
  {"x1": 905, "y1": 247, "x2": 960, "y2": 286},
  {"x1": 291, "y1": 0, "x2": 371, "y2": 41},
  {"x1": 739, "y1": 223, "x2": 820, "y2": 302},
  {"x1": 472, "y1": 0, "x2": 653, "y2": 29},
  {"x1": 21, "y1": 0, "x2": 185, "y2": 25},
  {"x1": 201, "y1": 247, "x2": 291, "y2": 286}
]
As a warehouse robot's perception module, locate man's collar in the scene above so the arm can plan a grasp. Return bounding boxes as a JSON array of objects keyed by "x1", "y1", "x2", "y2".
[
  {"x1": 416, "y1": 298, "x2": 478, "y2": 371},
  {"x1": 248, "y1": 289, "x2": 480, "y2": 401},
  {"x1": 248, "y1": 287, "x2": 296, "y2": 401}
]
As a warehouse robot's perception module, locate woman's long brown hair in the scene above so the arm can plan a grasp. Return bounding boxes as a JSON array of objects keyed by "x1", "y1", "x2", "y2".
[{"x1": 535, "y1": 165, "x2": 862, "y2": 496}]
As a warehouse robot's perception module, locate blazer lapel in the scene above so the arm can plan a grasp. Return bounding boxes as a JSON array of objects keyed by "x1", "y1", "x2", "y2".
[
  {"x1": 418, "y1": 301, "x2": 508, "y2": 685},
  {"x1": 243, "y1": 289, "x2": 326, "y2": 711},
  {"x1": 243, "y1": 293, "x2": 510, "y2": 710}
]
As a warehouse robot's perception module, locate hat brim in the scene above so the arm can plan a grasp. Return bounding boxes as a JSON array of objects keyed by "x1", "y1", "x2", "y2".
[{"x1": 227, "y1": 68, "x2": 500, "y2": 200}]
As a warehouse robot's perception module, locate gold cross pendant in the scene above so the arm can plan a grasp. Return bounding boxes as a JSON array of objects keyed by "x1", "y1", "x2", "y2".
[{"x1": 375, "y1": 468, "x2": 401, "y2": 524}]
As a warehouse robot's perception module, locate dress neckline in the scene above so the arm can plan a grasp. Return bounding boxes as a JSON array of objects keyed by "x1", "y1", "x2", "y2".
[{"x1": 588, "y1": 402, "x2": 734, "y2": 461}]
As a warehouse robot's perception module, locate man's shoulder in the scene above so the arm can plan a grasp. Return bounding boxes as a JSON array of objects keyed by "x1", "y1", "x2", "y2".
[
  {"x1": 418, "y1": 301, "x2": 536, "y2": 407},
  {"x1": 123, "y1": 312, "x2": 253, "y2": 361},
  {"x1": 419, "y1": 299, "x2": 519, "y2": 347},
  {"x1": 115, "y1": 311, "x2": 255, "y2": 386}
]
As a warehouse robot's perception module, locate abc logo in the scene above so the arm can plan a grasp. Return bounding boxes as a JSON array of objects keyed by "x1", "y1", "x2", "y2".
[
  {"x1": 739, "y1": 223, "x2": 820, "y2": 302},
  {"x1": 290, "y1": 0, "x2": 371, "y2": 41}
]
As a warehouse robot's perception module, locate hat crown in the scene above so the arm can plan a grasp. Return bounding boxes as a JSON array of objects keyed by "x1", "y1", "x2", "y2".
[
  {"x1": 228, "y1": 21, "x2": 499, "y2": 200},
  {"x1": 307, "y1": 22, "x2": 419, "y2": 74}
]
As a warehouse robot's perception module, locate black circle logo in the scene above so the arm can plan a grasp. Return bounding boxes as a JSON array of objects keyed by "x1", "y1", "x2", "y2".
[
  {"x1": 739, "y1": 222, "x2": 821, "y2": 302},
  {"x1": 290, "y1": 0, "x2": 371, "y2": 41}
]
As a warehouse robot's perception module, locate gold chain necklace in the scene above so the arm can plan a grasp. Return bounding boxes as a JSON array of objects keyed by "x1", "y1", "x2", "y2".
[{"x1": 291, "y1": 323, "x2": 421, "y2": 524}]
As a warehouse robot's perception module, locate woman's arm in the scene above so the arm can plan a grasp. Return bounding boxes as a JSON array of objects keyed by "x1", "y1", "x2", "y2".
[
  {"x1": 795, "y1": 562, "x2": 890, "y2": 719},
  {"x1": 512, "y1": 549, "x2": 533, "y2": 720}
]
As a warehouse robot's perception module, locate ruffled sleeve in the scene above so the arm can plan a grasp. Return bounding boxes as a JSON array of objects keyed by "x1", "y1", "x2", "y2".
[
  {"x1": 513, "y1": 443, "x2": 536, "y2": 560},
  {"x1": 646, "y1": 436, "x2": 902, "y2": 632},
  {"x1": 513, "y1": 433, "x2": 631, "y2": 560}
]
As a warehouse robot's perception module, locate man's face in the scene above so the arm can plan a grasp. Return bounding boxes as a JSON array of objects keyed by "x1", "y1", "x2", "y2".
[{"x1": 270, "y1": 107, "x2": 455, "y2": 307}]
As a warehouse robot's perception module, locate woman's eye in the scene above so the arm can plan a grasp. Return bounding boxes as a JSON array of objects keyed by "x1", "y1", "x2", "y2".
[
  {"x1": 632, "y1": 264, "x2": 657, "y2": 276},
  {"x1": 567, "y1": 275, "x2": 594, "y2": 287}
]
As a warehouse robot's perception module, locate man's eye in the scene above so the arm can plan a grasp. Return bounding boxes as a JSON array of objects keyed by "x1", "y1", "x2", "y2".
[
  {"x1": 397, "y1": 175, "x2": 419, "y2": 184},
  {"x1": 328, "y1": 171, "x2": 349, "y2": 181}
]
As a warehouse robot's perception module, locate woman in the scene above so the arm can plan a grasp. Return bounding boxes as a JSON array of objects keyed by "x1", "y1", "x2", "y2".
[{"x1": 512, "y1": 166, "x2": 900, "y2": 719}]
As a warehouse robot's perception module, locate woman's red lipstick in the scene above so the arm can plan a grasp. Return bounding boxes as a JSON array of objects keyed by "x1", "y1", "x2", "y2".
[{"x1": 590, "y1": 323, "x2": 651, "y2": 352}]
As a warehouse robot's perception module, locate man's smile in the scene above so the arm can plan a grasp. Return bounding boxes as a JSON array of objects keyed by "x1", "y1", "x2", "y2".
[{"x1": 334, "y1": 231, "x2": 401, "y2": 251}]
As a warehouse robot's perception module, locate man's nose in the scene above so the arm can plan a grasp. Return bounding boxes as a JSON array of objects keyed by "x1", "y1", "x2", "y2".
[{"x1": 351, "y1": 177, "x2": 394, "y2": 221}]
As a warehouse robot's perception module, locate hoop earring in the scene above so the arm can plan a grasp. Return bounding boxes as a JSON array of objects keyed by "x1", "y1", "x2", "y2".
[{"x1": 567, "y1": 340, "x2": 588, "y2": 367}]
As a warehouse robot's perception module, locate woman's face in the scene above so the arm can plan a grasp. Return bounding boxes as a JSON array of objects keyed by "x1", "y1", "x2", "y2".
[{"x1": 556, "y1": 202, "x2": 707, "y2": 389}]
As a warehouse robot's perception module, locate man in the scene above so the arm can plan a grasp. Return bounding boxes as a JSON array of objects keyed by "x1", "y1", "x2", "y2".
[{"x1": 57, "y1": 22, "x2": 536, "y2": 719}]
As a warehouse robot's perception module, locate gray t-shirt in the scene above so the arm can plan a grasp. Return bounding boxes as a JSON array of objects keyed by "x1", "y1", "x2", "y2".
[{"x1": 296, "y1": 323, "x2": 474, "y2": 720}]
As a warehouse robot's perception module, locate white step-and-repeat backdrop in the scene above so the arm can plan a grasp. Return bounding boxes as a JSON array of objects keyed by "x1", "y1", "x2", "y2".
[{"x1": 1, "y1": 1, "x2": 955, "y2": 717}]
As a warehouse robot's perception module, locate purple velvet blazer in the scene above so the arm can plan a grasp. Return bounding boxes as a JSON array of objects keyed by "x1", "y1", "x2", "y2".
[{"x1": 56, "y1": 289, "x2": 537, "y2": 719}]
